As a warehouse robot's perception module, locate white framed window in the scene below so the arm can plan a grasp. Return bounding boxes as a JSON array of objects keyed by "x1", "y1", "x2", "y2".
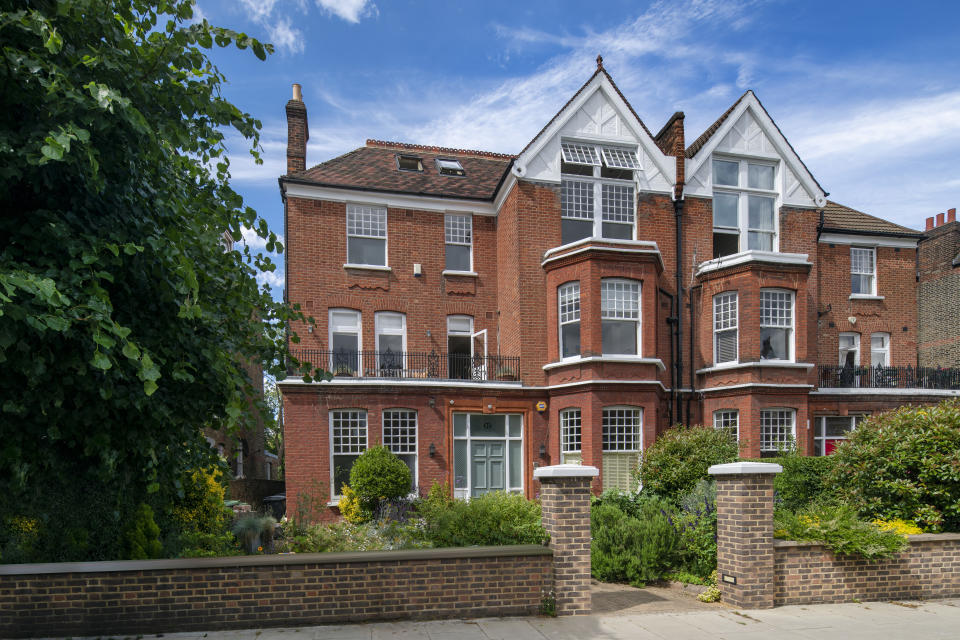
[
  {"x1": 713, "y1": 291, "x2": 738, "y2": 364},
  {"x1": 760, "y1": 289, "x2": 794, "y2": 361},
  {"x1": 601, "y1": 279, "x2": 641, "y2": 355},
  {"x1": 560, "y1": 140, "x2": 638, "y2": 244},
  {"x1": 839, "y1": 332, "x2": 860, "y2": 367},
  {"x1": 760, "y1": 408, "x2": 795, "y2": 456},
  {"x1": 330, "y1": 409, "x2": 367, "y2": 497},
  {"x1": 346, "y1": 204, "x2": 387, "y2": 266},
  {"x1": 452, "y1": 413, "x2": 524, "y2": 499},
  {"x1": 436, "y1": 158, "x2": 465, "y2": 177},
  {"x1": 329, "y1": 308, "x2": 361, "y2": 375},
  {"x1": 850, "y1": 247, "x2": 876, "y2": 295},
  {"x1": 602, "y1": 407, "x2": 642, "y2": 492},
  {"x1": 558, "y1": 281, "x2": 581, "y2": 359},
  {"x1": 383, "y1": 409, "x2": 418, "y2": 492},
  {"x1": 713, "y1": 409, "x2": 739, "y2": 441},
  {"x1": 712, "y1": 157, "x2": 778, "y2": 258},
  {"x1": 814, "y1": 415, "x2": 865, "y2": 456},
  {"x1": 871, "y1": 333, "x2": 890, "y2": 367},
  {"x1": 560, "y1": 408, "x2": 582, "y2": 465},
  {"x1": 444, "y1": 214, "x2": 472, "y2": 272},
  {"x1": 374, "y1": 312, "x2": 406, "y2": 375}
]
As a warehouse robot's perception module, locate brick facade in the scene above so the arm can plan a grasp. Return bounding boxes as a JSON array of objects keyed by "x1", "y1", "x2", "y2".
[{"x1": 918, "y1": 216, "x2": 960, "y2": 367}]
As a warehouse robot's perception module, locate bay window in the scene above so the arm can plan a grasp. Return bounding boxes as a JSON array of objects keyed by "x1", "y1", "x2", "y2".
[
  {"x1": 601, "y1": 279, "x2": 641, "y2": 355},
  {"x1": 760, "y1": 289, "x2": 793, "y2": 361},
  {"x1": 558, "y1": 282, "x2": 581, "y2": 359},
  {"x1": 713, "y1": 291, "x2": 738, "y2": 364},
  {"x1": 560, "y1": 408, "x2": 582, "y2": 464},
  {"x1": 712, "y1": 157, "x2": 777, "y2": 258},
  {"x1": 760, "y1": 408, "x2": 795, "y2": 457},
  {"x1": 346, "y1": 204, "x2": 387, "y2": 266},
  {"x1": 331, "y1": 409, "x2": 367, "y2": 497},
  {"x1": 602, "y1": 407, "x2": 641, "y2": 492},
  {"x1": 713, "y1": 409, "x2": 739, "y2": 441},
  {"x1": 560, "y1": 141, "x2": 638, "y2": 244}
]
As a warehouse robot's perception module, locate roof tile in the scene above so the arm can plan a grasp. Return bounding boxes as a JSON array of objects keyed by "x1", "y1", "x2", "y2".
[{"x1": 822, "y1": 200, "x2": 921, "y2": 236}]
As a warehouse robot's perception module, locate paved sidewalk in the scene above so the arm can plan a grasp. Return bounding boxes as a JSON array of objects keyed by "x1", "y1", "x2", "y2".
[{"x1": 43, "y1": 598, "x2": 960, "y2": 640}]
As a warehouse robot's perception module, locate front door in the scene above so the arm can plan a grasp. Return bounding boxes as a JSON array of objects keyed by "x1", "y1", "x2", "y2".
[{"x1": 470, "y1": 440, "x2": 505, "y2": 496}]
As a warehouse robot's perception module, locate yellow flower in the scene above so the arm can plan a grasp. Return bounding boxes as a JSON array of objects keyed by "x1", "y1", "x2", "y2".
[{"x1": 257, "y1": 546, "x2": 263, "y2": 552}]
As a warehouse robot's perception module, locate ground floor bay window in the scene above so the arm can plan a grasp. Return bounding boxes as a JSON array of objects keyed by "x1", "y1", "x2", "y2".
[
  {"x1": 759, "y1": 408, "x2": 795, "y2": 457},
  {"x1": 452, "y1": 413, "x2": 523, "y2": 499},
  {"x1": 602, "y1": 407, "x2": 641, "y2": 492}
]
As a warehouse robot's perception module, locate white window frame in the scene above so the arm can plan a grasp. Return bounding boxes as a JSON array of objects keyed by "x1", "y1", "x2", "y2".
[
  {"x1": 329, "y1": 308, "x2": 362, "y2": 375},
  {"x1": 814, "y1": 415, "x2": 865, "y2": 456},
  {"x1": 558, "y1": 281, "x2": 581, "y2": 360},
  {"x1": 871, "y1": 332, "x2": 891, "y2": 368},
  {"x1": 850, "y1": 247, "x2": 877, "y2": 296},
  {"x1": 712, "y1": 156, "x2": 779, "y2": 255},
  {"x1": 713, "y1": 409, "x2": 739, "y2": 441},
  {"x1": 600, "y1": 278, "x2": 642, "y2": 356},
  {"x1": 759, "y1": 408, "x2": 796, "y2": 455},
  {"x1": 713, "y1": 291, "x2": 738, "y2": 364},
  {"x1": 601, "y1": 406, "x2": 642, "y2": 492},
  {"x1": 329, "y1": 409, "x2": 368, "y2": 499},
  {"x1": 452, "y1": 413, "x2": 524, "y2": 499},
  {"x1": 444, "y1": 213, "x2": 473, "y2": 273},
  {"x1": 346, "y1": 203, "x2": 388, "y2": 267},
  {"x1": 759, "y1": 289, "x2": 795, "y2": 362},
  {"x1": 374, "y1": 311, "x2": 406, "y2": 374},
  {"x1": 382, "y1": 409, "x2": 418, "y2": 493},
  {"x1": 560, "y1": 408, "x2": 582, "y2": 464},
  {"x1": 560, "y1": 140, "x2": 639, "y2": 244},
  {"x1": 839, "y1": 332, "x2": 860, "y2": 366}
]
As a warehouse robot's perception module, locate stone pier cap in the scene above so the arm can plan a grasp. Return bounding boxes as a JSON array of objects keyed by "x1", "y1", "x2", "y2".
[
  {"x1": 708, "y1": 461, "x2": 783, "y2": 475},
  {"x1": 534, "y1": 464, "x2": 600, "y2": 479}
]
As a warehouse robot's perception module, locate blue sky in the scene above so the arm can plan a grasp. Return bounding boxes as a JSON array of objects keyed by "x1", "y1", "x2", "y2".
[{"x1": 195, "y1": 0, "x2": 960, "y2": 298}]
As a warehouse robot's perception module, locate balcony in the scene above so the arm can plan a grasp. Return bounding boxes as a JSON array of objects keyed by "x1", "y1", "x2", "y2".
[
  {"x1": 289, "y1": 349, "x2": 521, "y2": 383},
  {"x1": 817, "y1": 365, "x2": 960, "y2": 391}
]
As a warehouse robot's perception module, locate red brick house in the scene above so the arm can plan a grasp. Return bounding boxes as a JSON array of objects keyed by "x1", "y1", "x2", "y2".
[{"x1": 278, "y1": 61, "x2": 956, "y2": 518}]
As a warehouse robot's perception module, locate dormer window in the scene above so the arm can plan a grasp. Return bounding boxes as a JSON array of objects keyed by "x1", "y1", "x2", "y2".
[
  {"x1": 397, "y1": 155, "x2": 423, "y2": 172},
  {"x1": 436, "y1": 158, "x2": 465, "y2": 177},
  {"x1": 712, "y1": 157, "x2": 778, "y2": 258},
  {"x1": 559, "y1": 141, "x2": 638, "y2": 245}
]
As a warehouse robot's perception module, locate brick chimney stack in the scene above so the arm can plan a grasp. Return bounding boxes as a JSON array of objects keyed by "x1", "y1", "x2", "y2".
[
  {"x1": 937, "y1": 212, "x2": 946, "y2": 227},
  {"x1": 286, "y1": 83, "x2": 308, "y2": 174},
  {"x1": 927, "y1": 216, "x2": 935, "y2": 231},
  {"x1": 949, "y1": 208, "x2": 957, "y2": 224}
]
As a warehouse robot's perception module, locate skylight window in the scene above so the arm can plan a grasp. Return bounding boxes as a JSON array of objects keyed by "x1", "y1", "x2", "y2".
[
  {"x1": 436, "y1": 158, "x2": 466, "y2": 177},
  {"x1": 397, "y1": 155, "x2": 423, "y2": 172}
]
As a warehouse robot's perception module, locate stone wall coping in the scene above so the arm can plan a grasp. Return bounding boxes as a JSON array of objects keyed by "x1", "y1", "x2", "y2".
[
  {"x1": 0, "y1": 544, "x2": 552, "y2": 577},
  {"x1": 774, "y1": 532, "x2": 960, "y2": 549},
  {"x1": 709, "y1": 461, "x2": 783, "y2": 475},
  {"x1": 534, "y1": 464, "x2": 600, "y2": 479}
]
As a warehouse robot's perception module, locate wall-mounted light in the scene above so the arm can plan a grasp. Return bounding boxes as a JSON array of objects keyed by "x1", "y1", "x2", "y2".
[
  {"x1": 539, "y1": 444, "x2": 546, "y2": 458},
  {"x1": 428, "y1": 397, "x2": 435, "y2": 408},
  {"x1": 307, "y1": 326, "x2": 313, "y2": 333},
  {"x1": 426, "y1": 329, "x2": 432, "y2": 337},
  {"x1": 429, "y1": 443, "x2": 437, "y2": 458}
]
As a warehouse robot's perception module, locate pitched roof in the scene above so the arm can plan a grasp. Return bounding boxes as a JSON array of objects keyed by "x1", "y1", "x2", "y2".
[
  {"x1": 685, "y1": 91, "x2": 748, "y2": 158},
  {"x1": 284, "y1": 140, "x2": 514, "y2": 201},
  {"x1": 821, "y1": 200, "x2": 922, "y2": 237}
]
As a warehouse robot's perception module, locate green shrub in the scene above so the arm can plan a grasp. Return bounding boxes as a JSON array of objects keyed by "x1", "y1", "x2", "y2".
[
  {"x1": 338, "y1": 484, "x2": 371, "y2": 524},
  {"x1": 418, "y1": 490, "x2": 546, "y2": 547},
  {"x1": 830, "y1": 401, "x2": 960, "y2": 531},
  {"x1": 591, "y1": 495, "x2": 678, "y2": 587},
  {"x1": 349, "y1": 446, "x2": 412, "y2": 512},
  {"x1": 741, "y1": 454, "x2": 838, "y2": 511},
  {"x1": 279, "y1": 520, "x2": 429, "y2": 553},
  {"x1": 674, "y1": 479, "x2": 717, "y2": 579},
  {"x1": 773, "y1": 503, "x2": 909, "y2": 559},
  {"x1": 638, "y1": 425, "x2": 739, "y2": 503},
  {"x1": 124, "y1": 503, "x2": 163, "y2": 560},
  {"x1": 231, "y1": 515, "x2": 276, "y2": 554},
  {"x1": 591, "y1": 489, "x2": 647, "y2": 518}
]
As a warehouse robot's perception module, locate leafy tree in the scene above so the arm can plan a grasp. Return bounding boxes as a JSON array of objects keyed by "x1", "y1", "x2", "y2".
[
  {"x1": 637, "y1": 425, "x2": 739, "y2": 503},
  {"x1": 0, "y1": 0, "x2": 321, "y2": 561}
]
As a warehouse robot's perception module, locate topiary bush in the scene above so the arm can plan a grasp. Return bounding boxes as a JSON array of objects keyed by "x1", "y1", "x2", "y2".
[
  {"x1": 124, "y1": 503, "x2": 163, "y2": 560},
  {"x1": 591, "y1": 494, "x2": 678, "y2": 587},
  {"x1": 830, "y1": 400, "x2": 960, "y2": 531},
  {"x1": 417, "y1": 490, "x2": 546, "y2": 547},
  {"x1": 638, "y1": 425, "x2": 739, "y2": 503},
  {"x1": 349, "y1": 446, "x2": 411, "y2": 512}
]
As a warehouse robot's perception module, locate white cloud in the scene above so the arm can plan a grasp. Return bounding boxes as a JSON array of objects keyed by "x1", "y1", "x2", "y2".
[
  {"x1": 257, "y1": 268, "x2": 285, "y2": 289},
  {"x1": 315, "y1": 0, "x2": 377, "y2": 23},
  {"x1": 267, "y1": 17, "x2": 304, "y2": 55},
  {"x1": 240, "y1": 226, "x2": 285, "y2": 253}
]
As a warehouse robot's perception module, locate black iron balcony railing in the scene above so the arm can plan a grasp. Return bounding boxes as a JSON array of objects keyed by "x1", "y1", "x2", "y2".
[
  {"x1": 817, "y1": 364, "x2": 960, "y2": 390},
  {"x1": 288, "y1": 348, "x2": 521, "y2": 383}
]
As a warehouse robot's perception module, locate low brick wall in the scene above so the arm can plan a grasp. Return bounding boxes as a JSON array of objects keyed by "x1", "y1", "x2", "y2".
[
  {"x1": 774, "y1": 533, "x2": 960, "y2": 605},
  {"x1": 0, "y1": 545, "x2": 552, "y2": 638}
]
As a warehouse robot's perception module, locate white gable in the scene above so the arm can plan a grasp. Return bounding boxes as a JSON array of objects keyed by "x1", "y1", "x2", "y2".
[
  {"x1": 514, "y1": 75, "x2": 675, "y2": 195},
  {"x1": 685, "y1": 95, "x2": 825, "y2": 208}
]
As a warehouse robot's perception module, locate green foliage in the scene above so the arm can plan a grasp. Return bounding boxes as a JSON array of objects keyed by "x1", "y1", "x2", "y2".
[
  {"x1": 349, "y1": 446, "x2": 412, "y2": 512},
  {"x1": 674, "y1": 480, "x2": 718, "y2": 579},
  {"x1": 774, "y1": 504, "x2": 909, "y2": 559},
  {"x1": 0, "y1": 0, "x2": 324, "y2": 561},
  {"x1": 338, "y1": 484, "x2": 371, "y2": 524},
  {"x1": 231, "y1": 514, "x2": 276, "y2": 554},
  {"x1": 417, "y1": 490, "x2": 547, "y2": 547},
  {"x1": 279, "y1": 520, "x2": 429, "y2": 553},
  {"x1": 124, "y1": 503, "x2": 162, "y2": 560},
  {"x1": 590, "y1": 495, "x2": 679, "y2": 587},
  {"x1": 638, "y1": 425, "x2": 739, "y2": 503},
  {"x1": 830, "y1": 401, "x2": 960, "y2": 532},
  {"x1": 742, "y1": 454, "x2": 838, "y2": 511},
  {"x1": 162, "y1": 466, "x2": 235, "y2": 557},
  {"x1": 697, "y1": 571, "x2": 721, "y2": 602}
]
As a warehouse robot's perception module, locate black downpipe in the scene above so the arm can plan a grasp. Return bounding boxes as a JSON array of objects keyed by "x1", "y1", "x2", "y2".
[
  {"x1": 659, "y1": 287, "x2": 677, "y2": 427},
  {"x1": 688, "y1": 284, "x2": 701, "y2": 424},
  {"x1": 674, "y1": 198, "x2": 684, "y2": 426}
]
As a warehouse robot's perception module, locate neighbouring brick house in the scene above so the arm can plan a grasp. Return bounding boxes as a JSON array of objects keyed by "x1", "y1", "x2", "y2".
[
  {"x1": 278, "y1": 60, "x2": 958, "y2": 519},
  {"x1": 918, "y1": 208, "x2": 960, "y2": 368}
]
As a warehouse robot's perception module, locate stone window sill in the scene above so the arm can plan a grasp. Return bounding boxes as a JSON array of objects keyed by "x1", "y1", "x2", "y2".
[
  {"x1": 849, "y1": 294, "x2": 884, "y2": 300},
  {"x1": 343, "y1": 263, "x2": 392, "y2": 272}
]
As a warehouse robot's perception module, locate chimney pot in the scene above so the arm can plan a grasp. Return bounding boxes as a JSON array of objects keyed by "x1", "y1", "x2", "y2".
[
  {"x1": 292, "y1": 83, "x2": 302, "y2": 102},
  {"x1": 937, "y1": 213, "x2": 946, "y2": 227},
  {"x1": 949, "y1": 208, "x2": 957, "y2": 223},
  {"x1": 926, "y1": 217, "x2": 935, "y2": 231}
]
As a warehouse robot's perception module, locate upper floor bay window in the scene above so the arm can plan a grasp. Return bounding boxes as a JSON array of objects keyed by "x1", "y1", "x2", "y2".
[
  {"x1": 560, "y1": 141, "x2": 638, "y2": 245},
  {"x1": 346, "y1": 204, "x2": 387, "y2": 267},
  {"x1": 713, "y1": 291, "x2": 738, "y2": 364},
  {"x1": 850, "y1": 247, "x2": 876, "y2": 295},
  {"x1": 558, "y1": 281, "x2": 581, "y2": 359},
  {"x1": 331, "y1": 409, "x2": 367, "y2": 497},
  {"x1": 329, "y1": 308, "x2": 361, "y2": 375},
  {"x1": 444, "y1": 214, "x2": 472, "y2": 272},
  {"x1": 560, "y1": 408, "x2": 582, "y2": 465},
  {"x1": 760, "y1": 289, "x2": 794, "y2": 361},
  {"x1": 712, "y1": 158, "x2": 777, "y2": 258},
  {"x1": 601, "y1": 279, "x2": 641, "y2": 355}
]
